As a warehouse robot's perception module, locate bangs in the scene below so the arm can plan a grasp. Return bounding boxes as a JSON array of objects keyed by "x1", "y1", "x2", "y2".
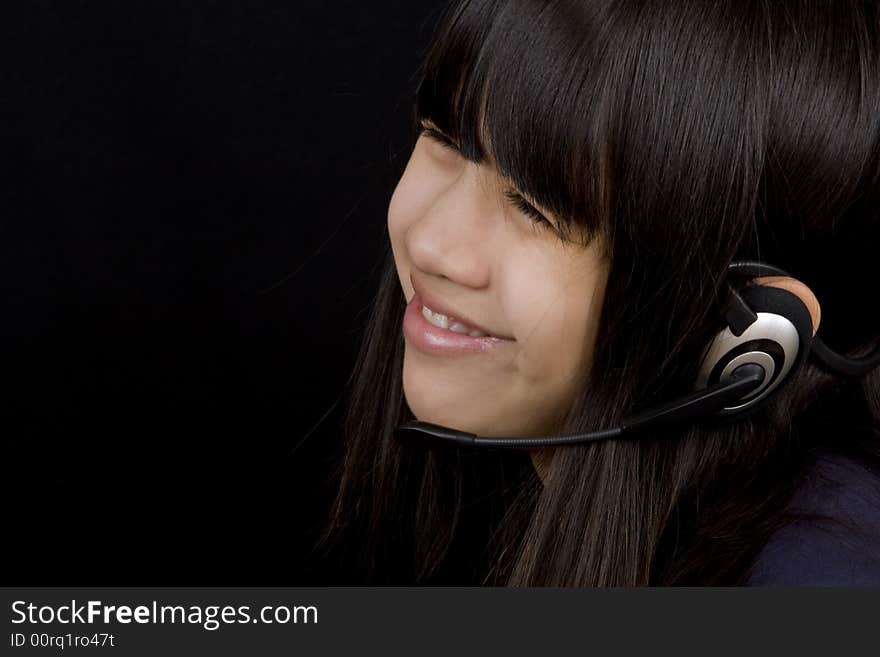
[{"x1": 414, "y1": 0, "x2": 614, "y2": 246}]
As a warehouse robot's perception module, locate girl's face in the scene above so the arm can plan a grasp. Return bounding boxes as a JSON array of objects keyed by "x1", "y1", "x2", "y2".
[{"x1": 388, "y1": 121, "x2": 609, "y2": 439}]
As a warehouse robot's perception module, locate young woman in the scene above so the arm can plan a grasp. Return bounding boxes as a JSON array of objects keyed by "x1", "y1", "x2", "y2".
[{"x1": 320, "y1": 0, "x2": 880, "y2": 585}]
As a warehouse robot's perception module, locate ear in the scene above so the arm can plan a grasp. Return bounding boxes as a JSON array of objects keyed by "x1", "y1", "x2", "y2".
[{"x1": 751, "y1": 276, "x2": 821, "y2": 336}]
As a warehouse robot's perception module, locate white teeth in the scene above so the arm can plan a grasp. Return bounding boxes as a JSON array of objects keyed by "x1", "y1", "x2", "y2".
[
  {"x1": 422, "y1": 304, "x2": 448, "y2": 329},
  {"x1": 422, "y1": 304, "x2": 489, "y2": 338}
]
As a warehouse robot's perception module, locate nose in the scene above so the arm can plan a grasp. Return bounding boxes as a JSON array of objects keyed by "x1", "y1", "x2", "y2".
[{"x1": 404, "y1": 164, "x2": 495, "y2": 289}]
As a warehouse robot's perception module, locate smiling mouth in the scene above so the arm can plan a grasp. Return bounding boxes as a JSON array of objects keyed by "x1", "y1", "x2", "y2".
[{"x1": 420, "y1": 303, "x2": 491, "y2": 337}]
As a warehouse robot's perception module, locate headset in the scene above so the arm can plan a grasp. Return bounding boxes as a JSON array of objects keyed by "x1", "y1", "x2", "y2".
[{"x1": 395, "y1": 261, "x2": 880, "y2": 449}]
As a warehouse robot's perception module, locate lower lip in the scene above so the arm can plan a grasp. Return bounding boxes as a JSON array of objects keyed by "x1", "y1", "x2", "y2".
[{"x1": 403, "y1": 293, "x2": 514, "y2": 356}]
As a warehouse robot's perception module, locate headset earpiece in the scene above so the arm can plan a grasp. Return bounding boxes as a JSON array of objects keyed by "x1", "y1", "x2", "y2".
[{"x1": 695, "y1": 283, "x2": 814, "y2": 416}]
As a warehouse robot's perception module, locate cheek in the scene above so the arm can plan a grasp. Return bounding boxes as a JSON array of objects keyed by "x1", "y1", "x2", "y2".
[
  {"x1": 545, "y1": 280, "x2": 605, "y2": 412},
  {"x1": 387, "y1": 151, "x2": 438, "y2": 240},
  {"x1": 387, "y1": 169, "x2": 422, "y2": 296},
  {"x1": 519, "y1": 304, "x2": 592, "y2": 391},
  {"x1": 387, "y1": 178, "x2": 412, "y2": 248},
  {"x1": 387, "y1": 167, "x2": 433, "y2": 278},
  {"x1": 511, "y1": 302, "x2": 598, "y2": 433},
  {"x1": 505, "y1": 263, "x2": 604, "y2": 394}
]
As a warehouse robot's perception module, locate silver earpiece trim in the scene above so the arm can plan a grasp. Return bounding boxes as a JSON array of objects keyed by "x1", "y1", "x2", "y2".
[{"x1": 694, "y1": 312, "x2": 800, "y2": 414}]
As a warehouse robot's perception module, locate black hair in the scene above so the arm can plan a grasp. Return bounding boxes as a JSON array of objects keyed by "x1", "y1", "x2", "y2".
[{"x1": 320, "y1": 0, "x2": 880, "y2": 585}]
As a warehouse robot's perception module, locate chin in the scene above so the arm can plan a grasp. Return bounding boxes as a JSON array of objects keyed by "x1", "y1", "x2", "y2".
[{"x1": 402, "y1": 362, "x2": 473, "y2": 431}]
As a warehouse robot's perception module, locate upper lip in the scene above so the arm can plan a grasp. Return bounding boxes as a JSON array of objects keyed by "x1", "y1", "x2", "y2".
[{"x1": 410, "y1": 276, "x2": 514, "y2": 341}]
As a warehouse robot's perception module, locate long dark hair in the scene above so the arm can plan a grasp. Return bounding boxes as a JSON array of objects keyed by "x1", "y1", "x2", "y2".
[{"x1": 319, "y1": 0, "x2": 880, "y2": 585}]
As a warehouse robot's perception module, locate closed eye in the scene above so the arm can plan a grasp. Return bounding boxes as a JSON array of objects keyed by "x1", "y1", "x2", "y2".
[
  {"x1": 502, "y1": 189, "x2": 553, "y2": 229},
  {"x1": 419, "y1": 121, "x2": 556, "y2": 233},
  {"x1": 420, "y1": 124, "x2": 460, "y2": 152}
]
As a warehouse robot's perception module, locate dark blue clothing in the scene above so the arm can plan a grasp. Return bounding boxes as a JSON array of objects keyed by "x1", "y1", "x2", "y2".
[{"x1": 747, "y1": 452, "x2": 880, "y2": 586}]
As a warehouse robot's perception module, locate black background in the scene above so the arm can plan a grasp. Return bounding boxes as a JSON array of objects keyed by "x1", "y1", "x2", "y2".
[
  {"x1": 5, "y1": 0, "x2": 878, "y2": 588},
  {"x1": 1, "y1": 0, "x2": 448, "y2": 583}
]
